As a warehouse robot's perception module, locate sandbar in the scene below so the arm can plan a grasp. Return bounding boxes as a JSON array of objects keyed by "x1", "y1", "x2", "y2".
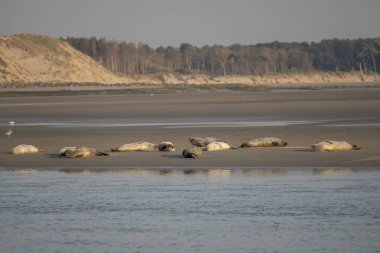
[{"x1": 1, "y1": 87, "x2": 380, "y2": 170}]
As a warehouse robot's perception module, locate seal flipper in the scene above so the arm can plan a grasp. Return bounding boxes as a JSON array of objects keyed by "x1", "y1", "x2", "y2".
[
  {"x1": 190, "y1": 154, "x2": 199, "y2": 158},
  {"x1": 96, "y1": 151, "x2": 109, "y2": 156}
]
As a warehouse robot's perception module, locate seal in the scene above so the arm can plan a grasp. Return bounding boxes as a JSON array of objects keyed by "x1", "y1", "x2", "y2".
[
  {"x1": 111, "y1": 142, "x2": 158, "y2": 152},
  {"x1": 158, "y1": 141, "x2": 175, "y2": 152},
  {"x1": 61, "y1": 147, "x2": 109, "y2": 158},
  {"x1": 311, "y1": 140, "x2": 360, "y2": 151},
  {"x1": 11, "y1": 144, "x2": 43, "y2": 154},
  {"x1": 240, "y1": 137, "x2": 288, "y2": 148},
  {"x1": 182, "y1": 147, "x2": 202, "y2": 158},
  {"x1": 59, "y1": 147, "x2": 77, "y2": 156},
  {"x1": 189, "y1": 137, "x2": 225, "y2": 147},
  {"x1": 203, "y1": 141, "x2": 238, "y2": 151}
]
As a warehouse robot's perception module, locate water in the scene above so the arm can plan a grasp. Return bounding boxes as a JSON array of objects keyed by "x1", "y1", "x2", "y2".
[
  {"x1": 0, "y1": 118, "x2": 320, "y2": 128},
  {"x1": 2, "y1": 116, "x2": 379, "y2": 128},
  {"x1": 1, "y1": 168, "x2": 379, "y2": 253}
]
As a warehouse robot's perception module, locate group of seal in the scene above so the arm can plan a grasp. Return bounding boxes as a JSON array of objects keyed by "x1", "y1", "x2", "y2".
[
  {"x1": 188, "y1": 137, "x2": 238, "y2": 151},
  {"x1": 184, "y1": 137, "x2": 360, "y2": 158},
  {"x1": 10, "y1": 137, "x2": 360, "y2": 158},
  {"x1": 10, "y1": 141, "x2": 176, "y2": 158},
  {"x1": 182, "y1": 136, "x2": 288, "y2": 158}
]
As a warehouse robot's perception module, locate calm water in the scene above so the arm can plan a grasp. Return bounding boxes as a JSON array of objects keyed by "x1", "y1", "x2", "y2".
[
  {"x1": 0, "y1": 168, "x2": 379, "y2": 253},
  {"x1": 0, "y1": 118, "x2": 319, "y2": 128}
]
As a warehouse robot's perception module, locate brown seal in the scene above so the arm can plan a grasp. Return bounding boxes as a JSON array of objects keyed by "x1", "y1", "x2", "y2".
[
  {"x1": 182, "y1": 147, "x2": 202, "y2": 158},
  {"x1": 158, "y1": 141, "x2": 176, "y2": 152},
  {"x1": 61, "y1": 147, "x2": 109, "y2": 158},
  {"x1": 240, "y1": 137, "x2": 287, "y2": 148}
]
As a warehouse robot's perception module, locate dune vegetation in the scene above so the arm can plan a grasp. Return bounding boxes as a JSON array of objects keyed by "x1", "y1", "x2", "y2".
[{"x1": 0, "y1": 33, "x2": 379, "y2": 86}]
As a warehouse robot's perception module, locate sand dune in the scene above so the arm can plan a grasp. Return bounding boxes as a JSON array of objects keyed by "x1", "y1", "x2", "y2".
[{"x1": 0, "y1": 34, "x2": 131, "y2": 84}]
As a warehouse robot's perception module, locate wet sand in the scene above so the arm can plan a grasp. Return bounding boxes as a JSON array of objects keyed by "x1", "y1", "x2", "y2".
[{"x1": 1, "y1": 88, "x2": 380, "y2": 169}]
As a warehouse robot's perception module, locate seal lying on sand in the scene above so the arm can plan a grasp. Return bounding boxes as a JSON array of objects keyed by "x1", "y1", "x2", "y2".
[
  {"x1": 240, "y1": 137, "x2": 288, "y2": 148},
  {"x1": 311, "y1": 140, "x2": 360, "y2": 151},
  {"x1": 12, "y1": 144, "x2": 43, "y2": 154},
  {"x1": 61, "y1": 147, "x2": 109, "y2": 158},
  {"x1": 189, "y1": 137, "x2": 225, "y2": 147},
  {"x1": 182, "y1": 147, "x2": 202, "y2": 158},
  {"x1": 111, "y1": 142, "x2": 158, "y2": 152},
  {"x1": 203, "y1": 141, "x2": 238, "y2": 151},
  {"x1": 59, "y1": 147, "x2": 78, "y2": 156},
  {"x1": 158, "y1": 141, "x2": 175, "y2": 152}
]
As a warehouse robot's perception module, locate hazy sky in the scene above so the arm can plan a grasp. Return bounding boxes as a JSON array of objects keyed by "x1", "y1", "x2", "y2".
[{"x1": 0, "y1": 0, "x2": 379, "y2": 47}]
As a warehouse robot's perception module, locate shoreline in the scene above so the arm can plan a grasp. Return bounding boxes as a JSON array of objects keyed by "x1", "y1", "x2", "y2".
[
  {"x1": 2, "y1": 167, "x2": 380, "y2": 176},
  {"x1": 0, "y1": 82, "x2": 380, "y2": 97}
]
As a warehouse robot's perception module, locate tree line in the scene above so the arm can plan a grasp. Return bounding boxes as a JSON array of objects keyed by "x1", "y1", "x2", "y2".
[{"x1": 65, "y1": 37, "x2": 380, "y2": 76}]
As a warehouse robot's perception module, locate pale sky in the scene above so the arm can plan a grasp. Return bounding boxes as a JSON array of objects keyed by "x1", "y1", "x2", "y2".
[{"x1": 0, "y1": 0, "x2": 379, "y2": 47}]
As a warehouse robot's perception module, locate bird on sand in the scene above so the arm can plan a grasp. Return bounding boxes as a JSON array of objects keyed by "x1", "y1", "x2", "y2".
[
  {"x1": 5, "y1": 129, "x2": 13, "y2": 137},
  {"x1": 9, "y1": 121, "x2": 15, "y2": 126}
]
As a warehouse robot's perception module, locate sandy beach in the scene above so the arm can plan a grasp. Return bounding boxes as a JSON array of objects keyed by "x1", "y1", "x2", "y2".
[{"x1": 1, "y1": 87, "x2": 380, "y2": 170}]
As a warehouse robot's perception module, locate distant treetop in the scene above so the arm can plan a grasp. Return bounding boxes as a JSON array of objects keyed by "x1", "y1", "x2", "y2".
[{"x1": 65, "y1": 37, "x2": 380, "y2": 76}]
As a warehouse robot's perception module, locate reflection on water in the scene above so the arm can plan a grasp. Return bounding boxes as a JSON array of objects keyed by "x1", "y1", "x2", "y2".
[
  {"x1": 0, "y1": 168, "x2": 379, "y2": 253},
  {"x1": 183, "y1": 168, "x2": 231, "y2": 175},
  {"x1": 0, "y1": 119, "x2": 321, "y2": 128},
  {"x1": 59, "y1": 169, "x2": 99, "y2": 174},
  {"x1": 313, "y1": 168, "x2": 354, "y2": 175},
  {"x1": 6, "y1": 167, "x2": 373, "y2": 176},
  {"x1": 12, "y1": 169, "x2": 41, "y2": 174},
  {"x1": 242, "y1": 168, "x2": 288, "y2": 176}
]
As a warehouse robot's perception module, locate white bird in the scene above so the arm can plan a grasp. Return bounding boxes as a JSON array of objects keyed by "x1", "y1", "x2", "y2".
[
  {"x1": 5, "y1": 129, "x2": 13, "y2": 137},
  {"x1": 8, "y1": 121, "x2": 15, "y2": 126}
]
